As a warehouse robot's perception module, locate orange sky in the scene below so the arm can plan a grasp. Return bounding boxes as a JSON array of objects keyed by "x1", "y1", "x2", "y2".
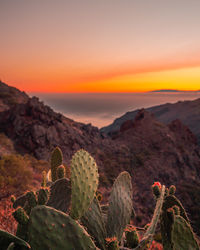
[{"x1": 1, "y1": 0, "x2": 200, "y2": 93}]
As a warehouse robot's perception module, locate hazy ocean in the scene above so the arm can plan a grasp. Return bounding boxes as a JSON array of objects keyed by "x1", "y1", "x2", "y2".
[{"x1": 29, "y1": 92, "x2": 200, "y2": 128}]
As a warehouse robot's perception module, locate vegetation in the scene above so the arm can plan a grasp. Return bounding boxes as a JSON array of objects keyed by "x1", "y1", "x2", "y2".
[
  {"x1": 0, "y1": 154, "x2": 32, "y2": 198},
  {"x1": 0, "y1": 147, "x2": 199, "y2": 249},
  {"x1": 0, "y1": 152, "x2": 49, "y2": 199},
  {"x1": 0, "y1": 133, "x2": 15, "y2": 153}
]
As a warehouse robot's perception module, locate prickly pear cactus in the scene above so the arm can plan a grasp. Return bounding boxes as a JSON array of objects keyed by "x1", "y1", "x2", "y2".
[
  {"x1": 47, "y1": 178, "x2": 71, "y2": 213},
  {"x1": 169, "y1": 185, "x2": 176, "y2": 195},
  {"x1": 57, "y1": 165, "x2": 66, "y2": 179},
  {"x1": 172, "y1": 215, "x2": 199, "y2": 250},
  {"x1": 13, "y1": 193, "x2": 27, "y2": 209},
  {"x1": 105, "y1": 237, "x2": 119, "y2": 250},
  {"x1": 41, "y1": 170, "x2": 47, "y2": 187},
  {"x1": 81, "y1": 196, "x2": 107, "y2": 250},
  {"x1": 70, "y1": 149, "x2": 99, "y2": 220},
  {"x1": 0, "y1": 229, "x2": 30, "y2": 250},
  {"x1": 24, "y1": 191, "x2": 37, "y2": 215},
  {"x1": 13, "y1": 207, "x2": 30, "y2": 241},
  {"x1": 13, "y1": 208, "x2": 29, "y2": 226},
  {"x1": 163, "y1": 195, "x2": 189, "y2": 222},
  {"x1": 124, "y1": 225, "x2": 139, "y2": 248},
  {"x1": 161, "y1": 193, "x2": 191, "y2": 250},
  {"x1": 160, "y1": 207, "x2": 175, "y2": 250},
  {"x1": 137, "y1": 185, "x2": 165, "y2": 249},
  {"x1": 51, "y1": 146, "x2": 63, "y2": 182},
  {"x1": 29, "y1": 205, "x2": 97, "y2": 250},
  {"x1": 37, "y1": 188, "x2": 49, "y2": 205},
  {"x1": 106, "y1": 171, "x2": 133, "y2": 241}
]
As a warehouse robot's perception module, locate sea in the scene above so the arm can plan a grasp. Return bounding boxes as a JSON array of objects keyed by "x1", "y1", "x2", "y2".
[{"x1": 28, "y1": 91, "x2": 200, "y2": 128}]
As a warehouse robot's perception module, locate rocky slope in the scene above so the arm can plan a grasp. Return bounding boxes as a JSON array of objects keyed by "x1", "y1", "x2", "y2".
[
  {"x1": 0, "y1": 82, "x2": 200, "y2": 233},
  {"x1": 101, "y1": 98, "x2": 200, "y2": 144},
  {"x1": 113, "y1": 109, "x2": 200, "y2": 230},
  {"x1": 0, "y1": 81, "x2": 29, "y2": 112}
]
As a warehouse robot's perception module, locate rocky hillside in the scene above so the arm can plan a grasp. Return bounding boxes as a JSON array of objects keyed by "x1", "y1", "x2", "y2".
[
  {"x1": 0, "y1": 81, "x2": 29, "y2": 112},
  {"x1": 101, "y1": 98, "x2": 200, "y2": 143},
  {"x1": 0, "y1": 82, "x2": 200, "y2": 233},
  {"x1": 112, "y1": 109, "x2": 200, "y2": 231}
]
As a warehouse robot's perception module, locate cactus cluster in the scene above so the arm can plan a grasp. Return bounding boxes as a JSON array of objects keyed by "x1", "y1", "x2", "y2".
[{"x1": 0, "y1": 147, "x2": 199, "y2": 249}]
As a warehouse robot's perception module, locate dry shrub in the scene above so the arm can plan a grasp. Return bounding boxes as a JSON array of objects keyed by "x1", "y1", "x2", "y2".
[
  {"x1": 0, "y1": 154, "x2": 32, "y2": 198},
  {"x1": 0, "y1": 197, "x2": 17, "y2": 234}
]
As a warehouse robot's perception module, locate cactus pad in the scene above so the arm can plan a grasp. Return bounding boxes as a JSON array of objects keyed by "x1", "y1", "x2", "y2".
[
  {"x1": 106, "y1": 171, "x2": 133, "y2": 241},
  {"x1": 70, "y1": 149, "x2": 99, "y2": 220},
  {"x1": 29, "y1": 205, "x2": 97, "y2": 250},
  {"x1": 37, "y1": 188, "x2": 49, "y2": 205},
  {"x1": 51, "y1": 146, "x2": 63, "y2": 182},
  {"x1": 47, "y1": 178, "x2": 71, "y2": 213},
  {"x1": 163, "y1": 195, "x2": 189, "y2": 222},
  {"x1": 13, "y1": 193, "x2": 27, "y2": 209},
  {"x1": 0, "y1": 229, "x2": 30, "y2": 250},
  {"x1": 172, "y1": 215, "x2": 199, "y2": 250},
  {"x1": 13, "y1": 208, "x2": 29, "y2": 225},
  {"x1": 81, "y1": 196, "x2": 107, "y2": 249},
  {"x1": 57, "y1": 165, "x2": 66, "y2": 179}
]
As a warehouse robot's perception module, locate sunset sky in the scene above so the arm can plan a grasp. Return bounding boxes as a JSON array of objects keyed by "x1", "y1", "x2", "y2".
[{"x1": 1, "y1": 0, "x2": 200, "y2": 93}]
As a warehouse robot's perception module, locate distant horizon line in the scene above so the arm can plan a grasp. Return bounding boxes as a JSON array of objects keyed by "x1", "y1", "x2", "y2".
[{"x1": 28, "y1": 89, "x2": 200, "y2": 94}]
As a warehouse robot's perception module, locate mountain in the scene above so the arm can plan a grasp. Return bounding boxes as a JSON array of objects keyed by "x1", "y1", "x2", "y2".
[
  {"x1": 151, "y1": 89, "x2": 180, "y2": 92},
  {"x1": 0, "y1": 81, "x2": 29, "y2": 112},
  {"x1": 101, "y1": 98, "x2": 200, "y2": 143},
  {"x1": 0, "y1": 82, "x2": 200, "y2": 233}
]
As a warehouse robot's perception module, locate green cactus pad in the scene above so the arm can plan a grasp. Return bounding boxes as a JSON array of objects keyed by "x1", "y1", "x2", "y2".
[
  {"x1": 125, "y1": 226, "x2": 139, "y2": 248},
  {"x1": 57, "y1": 165, "x2": 66, "y2": 179},
  {"x1": 161, "y1": 207, "x2": 174, "y2": 250},
  {"x1": 46, "y1": 178, "x2": 71, "y2": 213},
  {"x1": 169, "y1": 185, "x2": 176, "y2": 195},
  {"x1": 172, "y1": 215, "x2": 199, "y2": 250},
  {"x1": 70, "y1": 149, "x2": 99, "y2": 220},
  {"x1": 81, "y1": 196, "x2": 107, "y2": 249},
  {"x1": 41, "y1": 170, "x2": 47, "y2": 187},
  {"x1": 23, "y1": 191, "x2": 37, "y2": 215},
  {"x1": 13, "y1": 193, "x2": 27, "y2": 209},
  {"x1": 163, "y1": 195, "x2": 189, "y2": 222},
  {"x1": 13, "y1": 207, "x2": 29, "y2": 225},
  {"x1": 29, "y1": 205, "x2": 97, "y2": 250},
  {"x1": 161, "y1": 194, "x2": 190, "y2": 250},
  {"x1": 0, "y1": 229, "x2": 30, "y2": 250},
  {"x1": 16, "y1": 224, "x2": 29, "y2": 242},
  {"x1": 51, "y1": 146, "x2": 63, "y2": 182},
  {"x1": 37, "y1": 188, "x2": 49, "y2": 205},
  {"x1": 106, "y1": 171, "x2": 133, "y2": 241}
]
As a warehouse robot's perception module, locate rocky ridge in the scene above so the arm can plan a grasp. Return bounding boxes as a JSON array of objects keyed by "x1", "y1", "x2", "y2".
[{"x1": 101, "y1": 98, "x2": 200, "y2": 144}]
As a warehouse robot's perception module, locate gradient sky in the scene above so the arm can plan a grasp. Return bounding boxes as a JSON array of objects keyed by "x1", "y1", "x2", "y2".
[{"x1": 1, "y1": 0, "x2": 200, "y2": 92}]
